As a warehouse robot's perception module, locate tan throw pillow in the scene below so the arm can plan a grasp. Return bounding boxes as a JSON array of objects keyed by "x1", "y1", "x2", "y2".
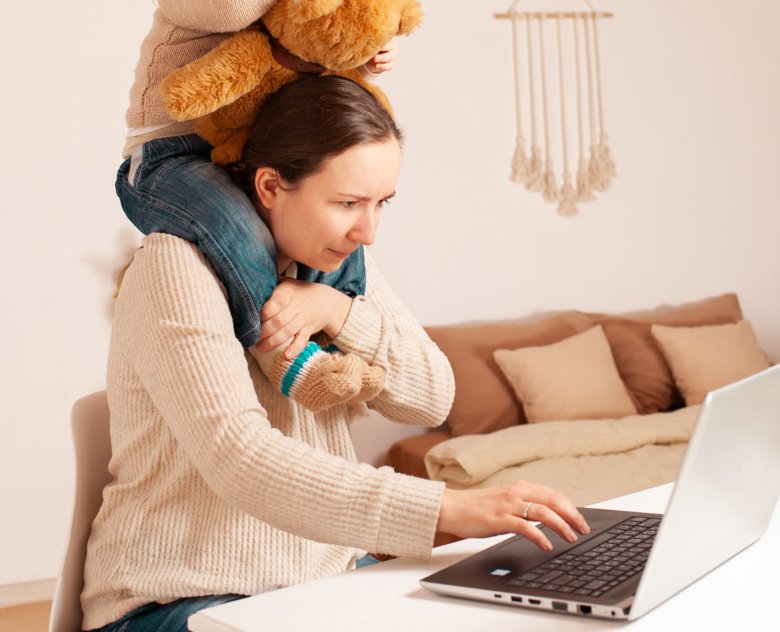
[
  {"x1": 425, "y1": 311, "x2": 595, "y2": 436},
  {"x1": 651, "y1": 321, "x2": 771, "y2": 405},
  {"x1": 494, "y1": 325, "x2": 637, "y2": 423}
]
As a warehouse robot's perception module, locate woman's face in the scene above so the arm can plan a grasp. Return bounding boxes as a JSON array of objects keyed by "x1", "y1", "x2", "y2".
[{"x1": 256, "y1": 139, "x2": 401, "y2": 273}]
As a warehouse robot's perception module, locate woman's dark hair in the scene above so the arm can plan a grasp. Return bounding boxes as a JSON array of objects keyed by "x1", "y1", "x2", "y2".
[{"x1": 240, "y1": 75, "x2": 403, "y2": 197}]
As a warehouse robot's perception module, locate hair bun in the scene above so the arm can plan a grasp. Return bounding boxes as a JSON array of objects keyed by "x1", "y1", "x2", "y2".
[{"x1": 227, "y1": 161, "x2": 247, "y2": 185}]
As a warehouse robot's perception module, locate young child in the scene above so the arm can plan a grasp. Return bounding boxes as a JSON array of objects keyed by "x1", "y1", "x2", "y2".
[{"x1": 117, "y1": 1, "x2": 398, "y2": 410}]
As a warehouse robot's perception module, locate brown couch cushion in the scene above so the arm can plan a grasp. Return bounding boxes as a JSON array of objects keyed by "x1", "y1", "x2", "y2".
[
  {"x1": 591, "y1": 293, "x2": 744, "y2": 414},
  {"x1": 623, "y1": 293, "x2": 743, "y2": 325},
  {"x1": 597, "y1": 317, "x2": 677, "y2": 414},
  {"x1": 425, "y1": 311, "x2": 595, "y2": 436},
  {"x1": 385, "y1": 431, "x2": 453, "y2": 479}
]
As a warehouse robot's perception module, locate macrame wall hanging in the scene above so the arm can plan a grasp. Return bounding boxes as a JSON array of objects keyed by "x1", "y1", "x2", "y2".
[{"x1": 496, "y1": 1, "x2": 615, "y2": 216}]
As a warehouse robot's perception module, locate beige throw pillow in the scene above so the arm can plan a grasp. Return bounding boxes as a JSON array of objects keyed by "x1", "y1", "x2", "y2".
[
  {"x1": 494, "y1": 325, "x2": 637, "y2": 423},
  {"x1": 425, "y1": 311, "x2": 595, "y2": 435},
  {"x1": 651, "y1": 320, "x2": 771, "y2": 405}
]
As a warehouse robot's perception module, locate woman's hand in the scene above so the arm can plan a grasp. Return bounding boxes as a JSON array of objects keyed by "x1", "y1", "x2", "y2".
[
  {"x1": 363, "y1": 37, "x2": 398, "y2": 75},
  {"x1": 256, "y1": 278, "x2": 353, "y2": 358},
  {"x1": 437, "y1": 482, "x2": 591, "y2": 552}
]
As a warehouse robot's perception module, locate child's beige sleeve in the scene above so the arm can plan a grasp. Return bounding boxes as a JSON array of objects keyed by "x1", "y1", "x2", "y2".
[{"x1": 157, "y1": 0, "x2": 277, "y2": 33}]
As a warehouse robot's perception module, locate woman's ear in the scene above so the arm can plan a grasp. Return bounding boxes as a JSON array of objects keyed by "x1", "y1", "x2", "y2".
[{"x1": 254, "y1": 167, "x2": 281, "y2": 210}]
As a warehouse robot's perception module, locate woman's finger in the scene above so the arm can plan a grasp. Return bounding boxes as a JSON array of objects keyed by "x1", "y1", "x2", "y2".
[
  {"x1": 506, "y1": 515, "x2": 553, "y2": 552},
  {"x1": 286, "y1": 326, "x2": 313, "y2": 359},
  {"x1": 259, "y1": 287, "x2": 291, "y2": 322},
  {"x1": 258, "y1": 311, "x2": 300, "y2": 351},
  {"x1": 524, "y1": 502, "x2": 579, "y2": 544},
  {"x1": 517, "y1": 483, "x2": 590, "y2": 535},
  {"x1": 270, "y1": 316, "x2": 306, "y2": 351}
]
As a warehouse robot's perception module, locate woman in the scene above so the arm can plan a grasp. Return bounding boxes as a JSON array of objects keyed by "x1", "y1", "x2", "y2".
[{"x1": 82, "y1": 76, "x2": 589, "y2": 632}]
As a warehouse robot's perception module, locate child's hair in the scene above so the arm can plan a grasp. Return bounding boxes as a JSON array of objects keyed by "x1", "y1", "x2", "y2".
[{"x1": 241, "y1": 75, "x2": 403, "y2": 197}]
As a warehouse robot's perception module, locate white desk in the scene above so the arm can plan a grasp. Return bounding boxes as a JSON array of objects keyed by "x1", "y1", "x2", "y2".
[{"x1": 189, "y1": 484, "x2": 779, "y2": 631}]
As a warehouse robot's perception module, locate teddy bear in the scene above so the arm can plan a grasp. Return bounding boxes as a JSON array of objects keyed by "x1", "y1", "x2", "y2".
[{"x1": 161, "y1": 0, "x2": 423, "y2": 165}]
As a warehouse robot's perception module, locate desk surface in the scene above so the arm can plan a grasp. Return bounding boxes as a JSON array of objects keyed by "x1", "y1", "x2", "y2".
[{"x1": 189, "y1": 484, "x2": 779, "y2": 632}]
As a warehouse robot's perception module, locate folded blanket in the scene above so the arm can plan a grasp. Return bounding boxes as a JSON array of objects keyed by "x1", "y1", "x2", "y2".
[{"x1": 425, "y1": 406, "x2": 699, "y2": 487}]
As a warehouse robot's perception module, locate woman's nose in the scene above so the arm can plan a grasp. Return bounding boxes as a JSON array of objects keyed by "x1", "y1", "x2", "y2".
[{"x1": 349, "y1": 209, "x2": 379, "y2": 245}]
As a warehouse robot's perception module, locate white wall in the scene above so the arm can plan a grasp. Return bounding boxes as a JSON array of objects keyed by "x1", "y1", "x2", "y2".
[
  {"x1": 0, "y1": 2, "x2": 151, "y2": 587},
  {"x1": 374, "y1": 0, "x2": 780, "y2": 348},
  {"x1": 1, "y1": 0, "x2": 778, "y2": 589}
]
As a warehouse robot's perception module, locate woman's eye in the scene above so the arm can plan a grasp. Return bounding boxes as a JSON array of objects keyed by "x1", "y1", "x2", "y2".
[
  {"x1": 340, "y1": 201, "x2": 357, "y2": 208},
  {"x1": 378, "y1": 198, "x2": 391, "y2": 208}
]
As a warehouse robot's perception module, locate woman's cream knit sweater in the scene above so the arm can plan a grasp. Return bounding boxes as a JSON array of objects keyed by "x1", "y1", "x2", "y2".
[{"x1": 81, "y1": 234, "x2": 453, "y2": 630}]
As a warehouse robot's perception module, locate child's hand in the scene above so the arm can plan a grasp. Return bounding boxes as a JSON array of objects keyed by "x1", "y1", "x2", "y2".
[{"x1": 362, "y1": 37, "x2": 398, "y2": 75}]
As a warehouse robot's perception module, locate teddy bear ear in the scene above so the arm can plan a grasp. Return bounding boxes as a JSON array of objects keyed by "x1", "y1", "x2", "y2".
[
  {"x1": 398, "y1": 1, "x2": 424, "y2": 35},
  {"x1": 286, "y1": 0, "x2": 344, "y2": 23}
]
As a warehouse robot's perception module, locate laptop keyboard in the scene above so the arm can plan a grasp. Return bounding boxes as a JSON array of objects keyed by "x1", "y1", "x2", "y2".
[{"x1": 507, "y1": 515, "x2": 661, "y2": 598}]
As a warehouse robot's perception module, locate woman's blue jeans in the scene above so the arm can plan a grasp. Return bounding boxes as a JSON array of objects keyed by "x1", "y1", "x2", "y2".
[
  {"x1": 87, "y1": 594, "x2": 246, "y2": 632},
  {"x1": 87, "y1": 557, "x2": 379, "y2": 631},
  {"x1": 116, "y1": 135, "x2": 365, "y2": 347}
]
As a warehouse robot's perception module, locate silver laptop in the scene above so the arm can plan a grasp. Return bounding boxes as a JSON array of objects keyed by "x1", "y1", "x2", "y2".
[{"x1": 421, "y1": 364, "x2": 780, "y2": 620}]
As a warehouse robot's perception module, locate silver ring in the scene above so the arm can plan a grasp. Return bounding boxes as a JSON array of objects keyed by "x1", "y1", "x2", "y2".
[{"x1": 522, "y1": 501, "x2": 533, "y2": 520}]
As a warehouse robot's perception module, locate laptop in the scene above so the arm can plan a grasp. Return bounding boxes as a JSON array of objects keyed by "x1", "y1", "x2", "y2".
[{"x1": 421, "y1": 364, "x2": 780, "y2": 620}]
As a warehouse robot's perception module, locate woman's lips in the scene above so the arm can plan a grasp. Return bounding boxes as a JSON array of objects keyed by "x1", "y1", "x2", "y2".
[{"x1": 327, "y1": 248, "x2": 351, "y2": 259}]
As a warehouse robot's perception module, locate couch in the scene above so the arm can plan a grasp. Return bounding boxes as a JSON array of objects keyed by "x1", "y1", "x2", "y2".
[{"x1": 384, "y1": 294, "x2": 770, "y2": 542}]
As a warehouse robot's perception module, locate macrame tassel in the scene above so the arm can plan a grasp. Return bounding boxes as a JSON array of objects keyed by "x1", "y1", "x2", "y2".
[
  {"x1": 536, "y1": 17, "x2": 560, "y2": 203},
  {"x1": 582, "y1": 12, "x2": 604, "y2": 191},
  {"x1": 511, "y1": 138, "x2": 530, "y2": 184},
  {"x1": 526, "y1": 145, "x2": 545, "y2": 191},
  {"x1": 588, "y1": 13, "x2": 615, "y2": 190},
  {"x1": 572, "y1": 15, "x2": 594, "y2": 202},
  {"x1": 559, "y1": 179, "x2": 578, "y2": 215},
  {"x1": 594, "y1": 132, "x2": 616, "y2": 186},
  {"x1": 592, "y1": 15, "x2": 616, "y2": 185},
  {"x1": 543, "y1": 162, "x2": 560, "y2": 203},
  {"x1": 510, "y1": 11, "x2": 531, "y2": 183},
  {"x1": 555, "y1": 16, "x2": 577, "y2": 216},
  {"x1": 524, "y1": 15, "x2": 544, "y2": 190},
  {"x1": 576, "y1": 159, "x2": 593, "y2": 202}
]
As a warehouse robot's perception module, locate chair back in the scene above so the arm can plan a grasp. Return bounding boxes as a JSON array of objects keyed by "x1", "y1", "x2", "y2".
[{"x1": 48, "y1": 391, "x2": 112, "y2": 632}]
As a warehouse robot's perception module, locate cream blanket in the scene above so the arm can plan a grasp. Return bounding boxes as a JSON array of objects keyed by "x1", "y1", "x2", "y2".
[{"x1": 425, "y1": 406, "x2": 699, "y2": 506}]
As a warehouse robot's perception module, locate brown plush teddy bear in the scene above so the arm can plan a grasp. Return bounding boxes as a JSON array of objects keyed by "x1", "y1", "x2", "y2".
[{"x1": 161, "y1": 0, "x2": 423, "y2": 165}]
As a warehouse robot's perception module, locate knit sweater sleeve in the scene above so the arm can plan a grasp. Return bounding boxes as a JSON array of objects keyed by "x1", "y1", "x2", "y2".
[
  {"x1": 333, "y1": 249, "x2": 456, "y2": 426},
  {"x1": 157, "y1": 0, "x2": 277, "y2": 33},
  {"x1": 119, "y1": 234, "x2": 444, "y2": 558}
]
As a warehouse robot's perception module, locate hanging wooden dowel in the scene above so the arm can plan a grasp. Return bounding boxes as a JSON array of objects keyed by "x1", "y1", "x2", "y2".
[{"x1": 494, "y1": 12, "x2": 613, "y2": 20}]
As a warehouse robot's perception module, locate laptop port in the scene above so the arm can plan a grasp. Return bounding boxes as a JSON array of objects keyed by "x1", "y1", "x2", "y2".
[
  {"x1": 528, "y1": 599, "x2": 542, "y2": 605},
  {"x1": 510, "y1": 596, "x2": 523, "y2": 603},
  {"x1": 552, "y1": 601, "x2": 568, "y2": 612},
  {"x1": 578, "y1": 605, "x2": 592, "y2": 616}
]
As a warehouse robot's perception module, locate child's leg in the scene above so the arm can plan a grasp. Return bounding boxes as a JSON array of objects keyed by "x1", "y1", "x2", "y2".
[
  {"x1": 118, "y1": 135, "x2": 274, "y2": 347},
  {"x1": 297, "y1": 248, "x2": 366, "y2": 301},
  {"x1": 116, "y1": 135, "x2": 384, "y2": 409}
]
